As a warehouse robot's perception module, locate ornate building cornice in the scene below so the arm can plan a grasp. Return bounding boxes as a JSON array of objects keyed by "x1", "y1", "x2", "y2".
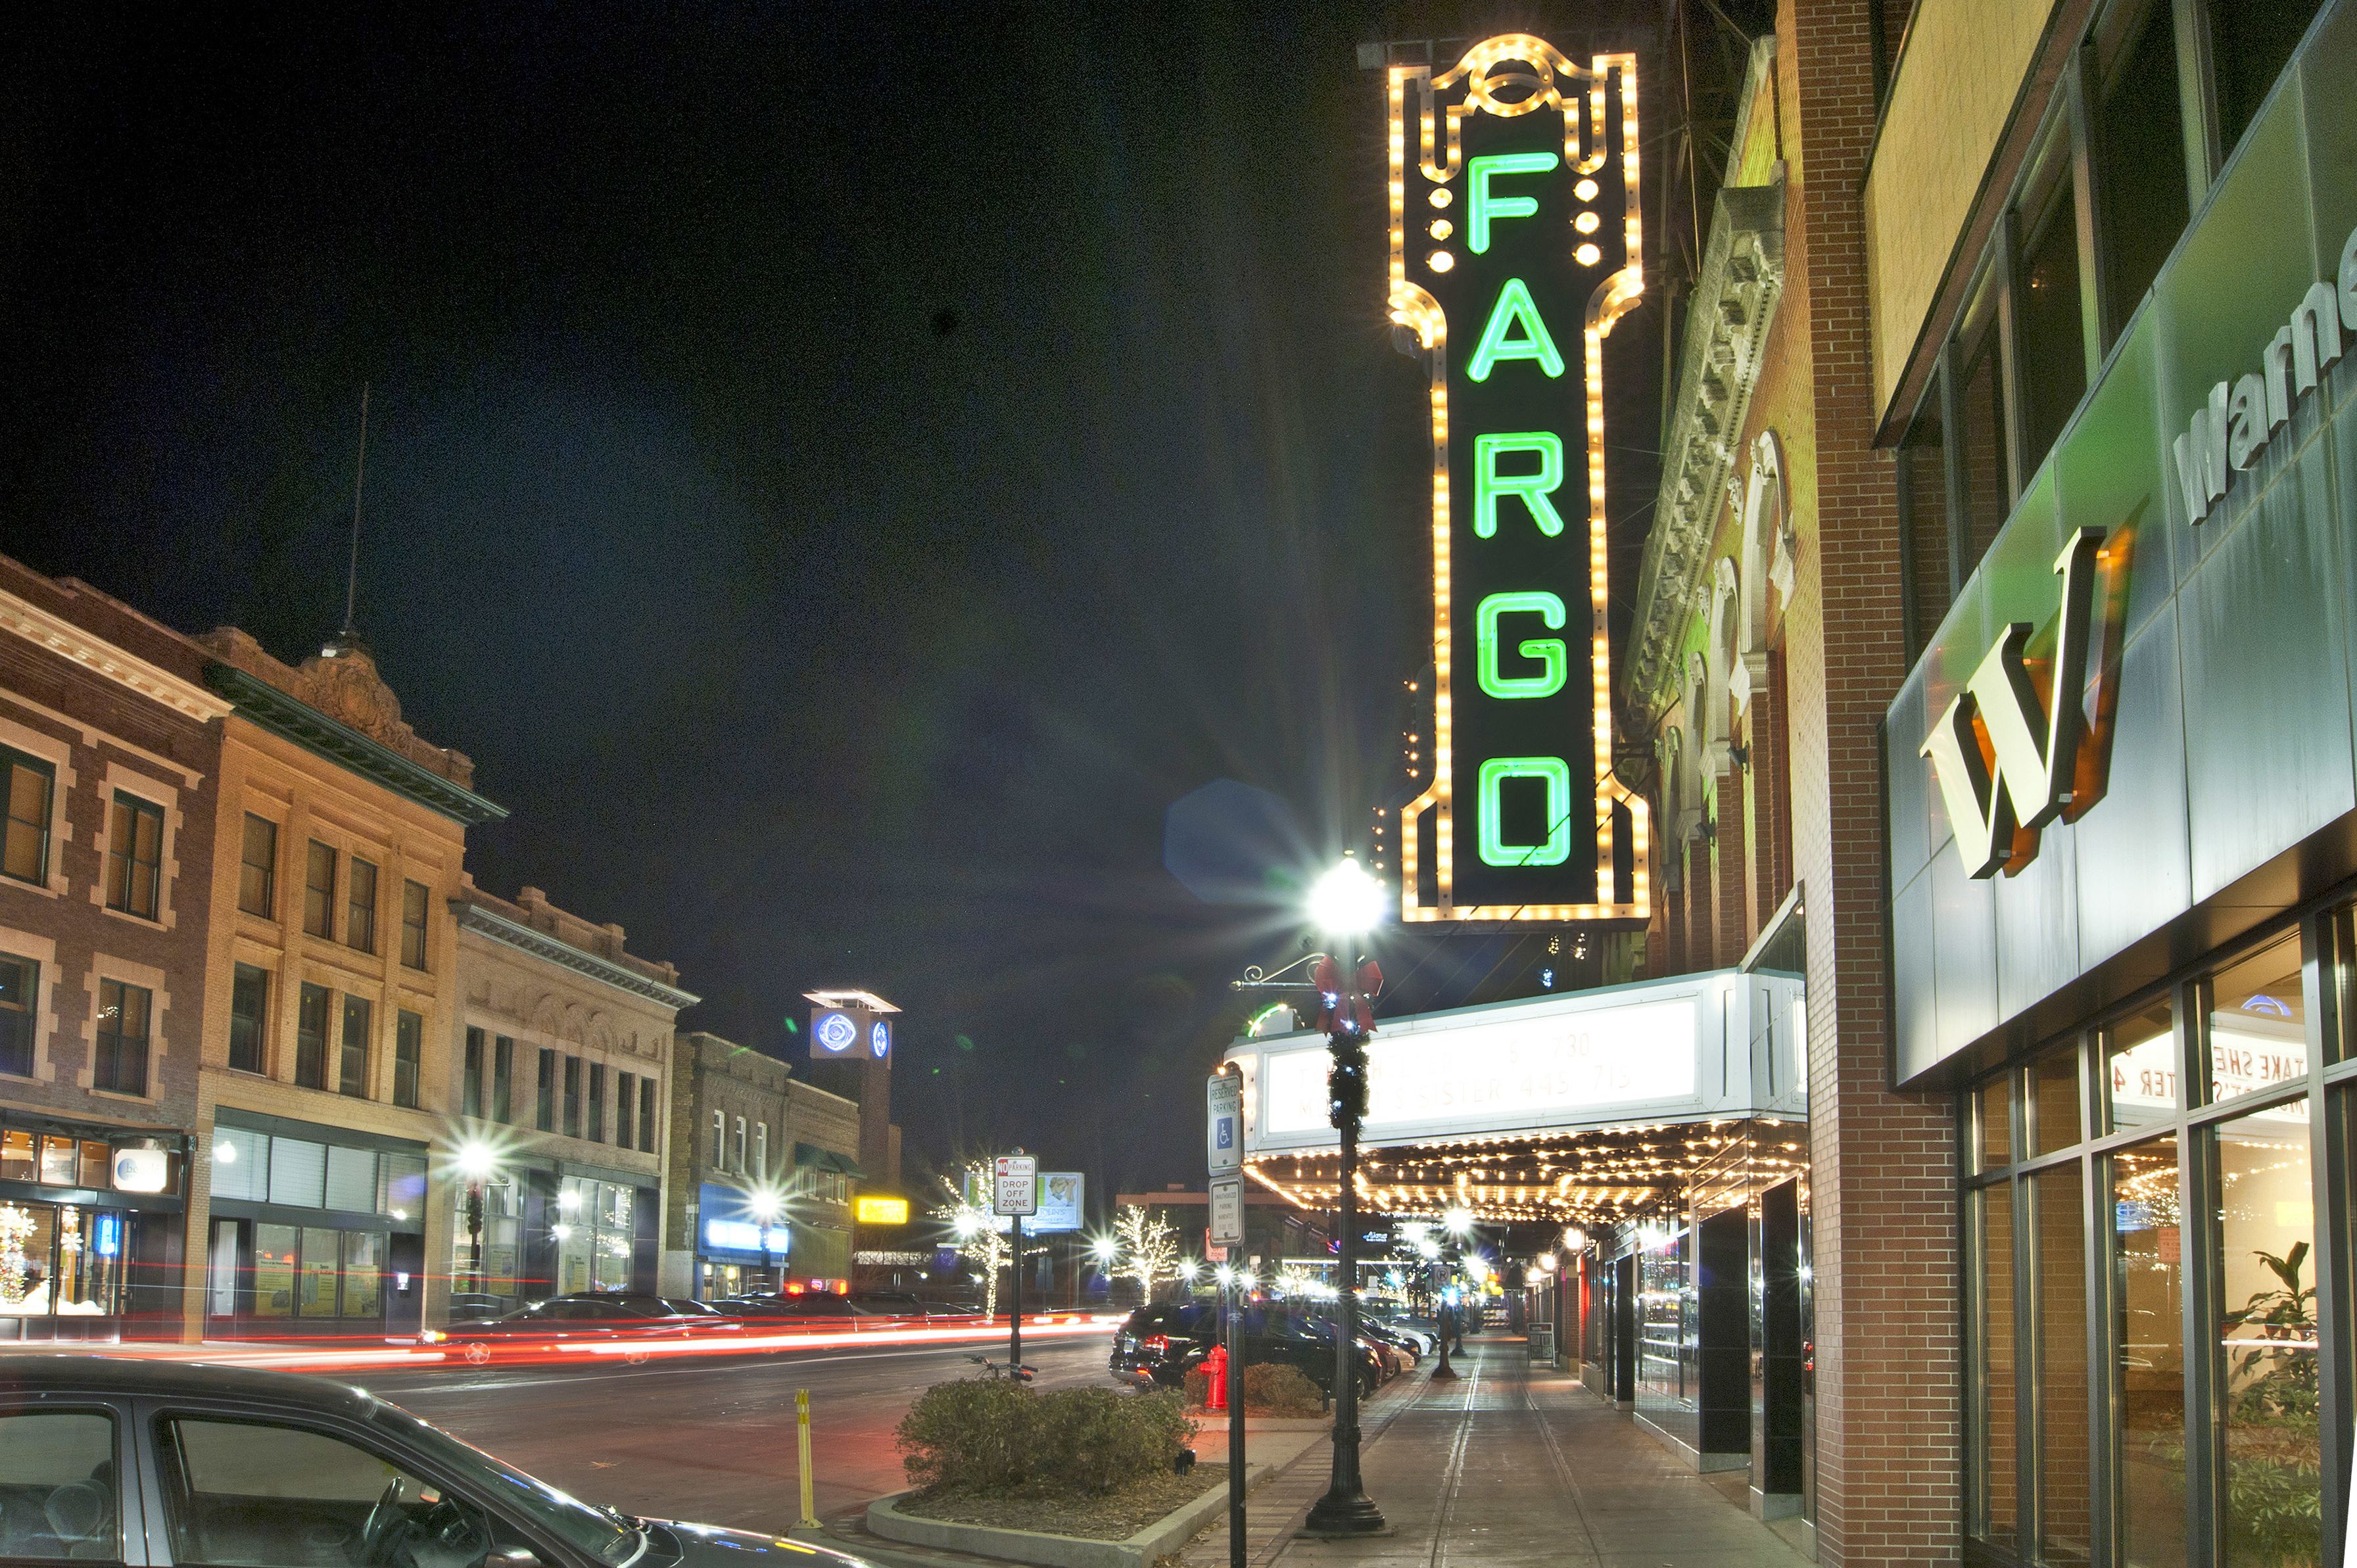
[
  {"x1": 1624, "y1": 170, "x2": 1787, "y2": 724},
  {"x1": 456, "y1": 901, "x2": 700, "y2": 1010},
  {"x1": 206, "y1": 664, "x2": 509, "y2": 825},
  {"x1": 0, "y1": 588, "x2": 233, "y2": 724}
]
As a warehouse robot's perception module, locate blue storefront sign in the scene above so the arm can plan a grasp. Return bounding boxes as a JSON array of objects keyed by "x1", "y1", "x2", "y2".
[{"x1": 698, "y1": 1182, "x2": 788, "y2": 1262}]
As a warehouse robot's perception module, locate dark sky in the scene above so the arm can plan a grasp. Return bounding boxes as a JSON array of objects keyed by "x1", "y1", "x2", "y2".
[{"x1": 0, "y1": 3, "x2": 1659, "y2": 1205}]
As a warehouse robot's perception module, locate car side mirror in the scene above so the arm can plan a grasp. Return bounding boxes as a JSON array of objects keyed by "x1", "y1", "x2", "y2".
[{"x1": 490, "y1": 1548, "x2": 542, "y2": 1568}]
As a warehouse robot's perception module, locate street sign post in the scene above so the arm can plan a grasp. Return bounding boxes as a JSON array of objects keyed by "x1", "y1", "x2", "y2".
[
  {"x1": 993, "y1": 1154, "x2": 1037, "y2": 1372},
  {"x1": 1207, "y1": 1073, "x2": 1246, "y2": 1568},
  {"x1": 1206, "y1": 1072, "x2": 1242, "y2": 1176},
  {"x1": 1209, "y1": 1176, "x2": 1245, "y2": 1249},
  {"x1": 992, "y1": 1155, "x2": 1039, "y2": 1216}
]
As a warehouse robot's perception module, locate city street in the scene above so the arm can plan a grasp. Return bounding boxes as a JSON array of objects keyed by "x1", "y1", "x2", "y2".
[{"x1": 362, "y1": 1331, "x2": 1118, "y2": 1534}]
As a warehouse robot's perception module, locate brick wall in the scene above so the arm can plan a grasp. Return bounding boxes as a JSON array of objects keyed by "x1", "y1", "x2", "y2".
[{"x1": 1784, "y1": 1, "x2": 1962, "y2": 1562}]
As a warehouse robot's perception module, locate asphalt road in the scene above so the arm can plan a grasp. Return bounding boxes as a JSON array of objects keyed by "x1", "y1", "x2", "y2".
[{"x1": 360, "y1": 1331, "x2": 1119, "y2": 1535}]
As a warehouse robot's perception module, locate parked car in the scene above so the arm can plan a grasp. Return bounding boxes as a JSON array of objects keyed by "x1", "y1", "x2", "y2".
[
  {"x1": 0, "y1": 1356, "x2": 884, "y2": 1568},
  {"x1": 445, "y1": 1293, "x2": 509, "y2": 1323},
  {"x1": 1109, "y1": 1301, "x2": 1383, "y2": 1399},
  {"x1": 1341, "y1": 1316, "x2": 1422, "y2": 1373},
  {"x1": 425, "y1": 1292, "x2": 734, "y2": 1365},
  {"x1": 1364, "y1": 1315, "x2": 1437, "y2": 1357},
  {"x1": 847, "y1": 1291, "x2": 984, "y2": 1321},
  {"x1": 712, "y1": 1292, "x2": 876, "y2": 1326}
]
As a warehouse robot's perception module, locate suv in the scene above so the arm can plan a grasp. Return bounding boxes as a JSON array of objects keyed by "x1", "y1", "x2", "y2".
[{"x1": 1108, "y1": 1300, "x2": 1382, "y2": 1399}]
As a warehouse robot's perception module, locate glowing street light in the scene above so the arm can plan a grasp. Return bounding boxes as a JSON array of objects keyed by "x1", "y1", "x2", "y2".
[
  {"x1": 1307, "y1": 857, "x2": 1389, "y2": 936},
  {"x1": 1304, "y1": 855, "x2": 1388, "y2": 1538},
  {"x1": 452, "y1": 1138, "x2": 503, "y2": 1291}
]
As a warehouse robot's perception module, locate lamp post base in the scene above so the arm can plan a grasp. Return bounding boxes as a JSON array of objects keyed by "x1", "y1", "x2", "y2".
[{"x1": 1302, "y1": 1488, "x2": 1390, "y2": 1538}]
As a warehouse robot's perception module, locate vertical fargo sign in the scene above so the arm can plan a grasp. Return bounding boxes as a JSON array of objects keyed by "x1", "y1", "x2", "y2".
[{"x1": 1389, "y1": 38, "x2": 1648, "y2": 923}]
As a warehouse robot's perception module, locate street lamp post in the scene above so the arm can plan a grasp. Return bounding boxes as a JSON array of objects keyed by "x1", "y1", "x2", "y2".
[
  {"x1": 455, "y1": 1141, "x2": 498, "y2": 1296},
  {"x1": 1301, "y1": 858, "x2": 1387, "y2": 1538}
]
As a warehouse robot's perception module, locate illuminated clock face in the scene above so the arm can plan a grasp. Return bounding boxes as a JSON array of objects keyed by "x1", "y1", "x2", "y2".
[
  {"x1": 815, "y1": 1012, "x2": 857, "y2": 1053},
  {"x1": 870, "y1": 1021, "x2": 891, "y2": 1058}
]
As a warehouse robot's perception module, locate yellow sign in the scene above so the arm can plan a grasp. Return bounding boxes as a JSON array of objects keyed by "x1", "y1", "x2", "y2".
[{"x1": 855, "y1": 1195, "x2": 909, "y2": 1225}]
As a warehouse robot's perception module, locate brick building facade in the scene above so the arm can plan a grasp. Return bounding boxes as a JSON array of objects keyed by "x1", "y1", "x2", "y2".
[
  {"x1": 0, "y1": 560, "x2": 231, "y2": 1337},
  {"x1": 662, "y1": 1031, "x2": 861, "y2": 1297}
]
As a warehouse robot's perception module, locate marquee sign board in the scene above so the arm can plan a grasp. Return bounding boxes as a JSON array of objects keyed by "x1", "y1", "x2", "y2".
[{"x1": 1389, "y1": 37, "x2": 1650, "y2": 924}]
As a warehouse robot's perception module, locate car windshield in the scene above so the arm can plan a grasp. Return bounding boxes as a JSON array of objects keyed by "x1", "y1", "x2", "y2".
[{"x1": 373, "y1": 1403, "x2": 643, "y2": 1566}]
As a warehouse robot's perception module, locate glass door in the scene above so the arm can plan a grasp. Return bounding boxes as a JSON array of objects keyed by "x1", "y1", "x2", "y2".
[{"x1": 208, "y1": 1220, "x2": 240, "y2": 1319}]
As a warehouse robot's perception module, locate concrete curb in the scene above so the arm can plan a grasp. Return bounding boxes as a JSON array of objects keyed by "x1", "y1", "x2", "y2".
[
  {"x1": 865, "y1": 1469, "x2": 1263, "y2": 1568},
  {"x1": 1183, "y1": 1415, "x2": 1330, "y2": 1433}
]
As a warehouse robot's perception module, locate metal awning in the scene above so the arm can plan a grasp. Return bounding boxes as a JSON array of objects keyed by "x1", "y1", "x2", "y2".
[{"x1": 794, "y1": 1142, "x2": 865, "y2": 1179}]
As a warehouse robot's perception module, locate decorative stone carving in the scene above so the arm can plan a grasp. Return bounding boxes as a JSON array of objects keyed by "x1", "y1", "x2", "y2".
[{"x1": 1623, "y1": 108, "x2": 1788, "y2": 726}]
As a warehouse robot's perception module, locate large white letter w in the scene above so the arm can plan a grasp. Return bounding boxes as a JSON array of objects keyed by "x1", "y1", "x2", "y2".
[{"x1": 1920, "y1": 528, "x2": 2105, "y2": 878}]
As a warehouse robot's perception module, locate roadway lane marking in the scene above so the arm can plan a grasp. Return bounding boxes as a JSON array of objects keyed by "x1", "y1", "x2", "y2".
[{"x1": 382, "y1": 1341, "x2": 1107, "y2": 1397}]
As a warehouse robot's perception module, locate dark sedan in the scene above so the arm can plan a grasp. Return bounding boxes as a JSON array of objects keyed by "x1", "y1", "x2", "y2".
[
  {"x1": 0, "y1": 1356, "x2": 882, "y2": 1568},
  {"x1": 425, "y1": 1292, "x2": 738, "y2": 1365},
  {"x1": 1108, "y1": 1301, "x2": 1383, "y2": 1400}
]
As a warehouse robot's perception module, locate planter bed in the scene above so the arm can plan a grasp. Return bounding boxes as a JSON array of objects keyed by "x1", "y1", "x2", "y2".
[{"x1": 869, "y1": 1463, "x2": 1256, "y2": 1568}]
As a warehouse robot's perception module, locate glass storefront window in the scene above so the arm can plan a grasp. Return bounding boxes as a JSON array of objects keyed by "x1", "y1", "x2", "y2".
[
  {"x1": 594, "y1": 1186, "x2": 632, "y2": 1292},
  {"x1": 0, "y1": 1200, "x2": 126, "y2": 1318},
  {"x1": 2112, "y1": 1134, "x2": 2184, "y2": 1568},
  {"x1": 556, "y1": 1177, "x2": 638, "y2": 1295},
  {"x1": 52, "y1": 1206, "x2": 122, "y2": 1316},
  {"x1": 2212, "y1": 1101, "x2": 2320, "y2": 1565},
  {"x1": 2034, "y1": 1166, "x2": 2091, "y2": 1563},
  {"x1": 2107, "y1": 1001, "x2": 2177, "y2": 1133},
  {"x1": 1970, "y1": 1181, "x2": 2018, "y2": 1552},
  {"x1": 252, "y1": 1225, "x2": 297, "y2": 1317},
  {"x1": 2034, "y1": 1048, "x2": 2083, "y2": 1154},
  {"x1": 298, "y1": 1227, "x2": 339, "y2": 1315},
  {"x1": 0, "y1": 1129, "x2": 29, "y2": 1182},
  {"x1": 341, "y1": 1233, "x2": 382, "y2": 1318},
  {"x1": 1980, "y1": 1076, "x2": 2013, "y2": 1172},
  {"x1": 0, "y1": 1200, "x2": 58, "y2": 1316},
  {"x1": 2208, "y1": 933, "x2": 2306, "y2": 1108},
  {"x1": 36, "y1": 1137, "x2": 76, "y2": 1186}
]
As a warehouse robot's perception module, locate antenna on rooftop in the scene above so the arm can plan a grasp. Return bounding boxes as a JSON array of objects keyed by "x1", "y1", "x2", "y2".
[{"x1": 342, "y1": 382, "x2": 369, "y2": 639}]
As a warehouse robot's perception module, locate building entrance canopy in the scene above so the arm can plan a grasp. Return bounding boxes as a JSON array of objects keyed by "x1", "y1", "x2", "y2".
[{"x1": 1224, "y1": 969, "x2": 1805, "y2": 1225}]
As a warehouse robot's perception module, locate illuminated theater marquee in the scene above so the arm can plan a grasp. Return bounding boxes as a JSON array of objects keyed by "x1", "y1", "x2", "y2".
[{"x1": 1389, "y1": 37, "x2": 1648, "y2": 923}]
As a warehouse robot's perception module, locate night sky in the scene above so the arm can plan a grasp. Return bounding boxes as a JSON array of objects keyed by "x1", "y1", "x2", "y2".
[{"x1": 0, "y1": 3, "x2": 1659, "y2": 1204}]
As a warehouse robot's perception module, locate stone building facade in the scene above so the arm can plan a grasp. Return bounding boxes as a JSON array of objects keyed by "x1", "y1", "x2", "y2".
[
  {"x1": 450, "y1": 882, "x2": 692, "y2": 1310},
  {"x1": 183, "y1": 630, "x2": 503, "y2": 1339}
]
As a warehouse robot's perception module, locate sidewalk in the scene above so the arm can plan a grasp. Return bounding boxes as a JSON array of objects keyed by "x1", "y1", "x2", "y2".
[{"x1": 1178, "y1": 1339, "x2": 1813, "y2": 1568}]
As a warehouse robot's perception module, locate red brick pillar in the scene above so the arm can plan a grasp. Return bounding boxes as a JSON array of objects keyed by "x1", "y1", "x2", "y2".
[
  {"x1": 1663, "y1": 833, "x2": 1688, "y2": 976},
  {"x1": 1715, "y1": 767, "x2": 1751, "y2": 962},
  {"x1": 1748, "y1": 659, "x2": 1798, "y2": 927},
  {"x1": 1783, "y1": 1, "x2": 1961, "y2": 1562},
  {"x1": 1687, "y1": 836, "x2": 1715, "y2": 970}
]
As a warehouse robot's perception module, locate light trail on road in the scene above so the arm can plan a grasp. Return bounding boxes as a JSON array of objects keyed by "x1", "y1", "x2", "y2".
[{"x1": 361, "y1": 1332, "x2": 1123, "y2": 1534}]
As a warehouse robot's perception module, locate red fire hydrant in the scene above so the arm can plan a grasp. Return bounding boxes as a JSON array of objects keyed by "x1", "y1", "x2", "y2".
[{"x1": 1201, "y1": 1344, "x2": 1229, "y2": 1412}]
